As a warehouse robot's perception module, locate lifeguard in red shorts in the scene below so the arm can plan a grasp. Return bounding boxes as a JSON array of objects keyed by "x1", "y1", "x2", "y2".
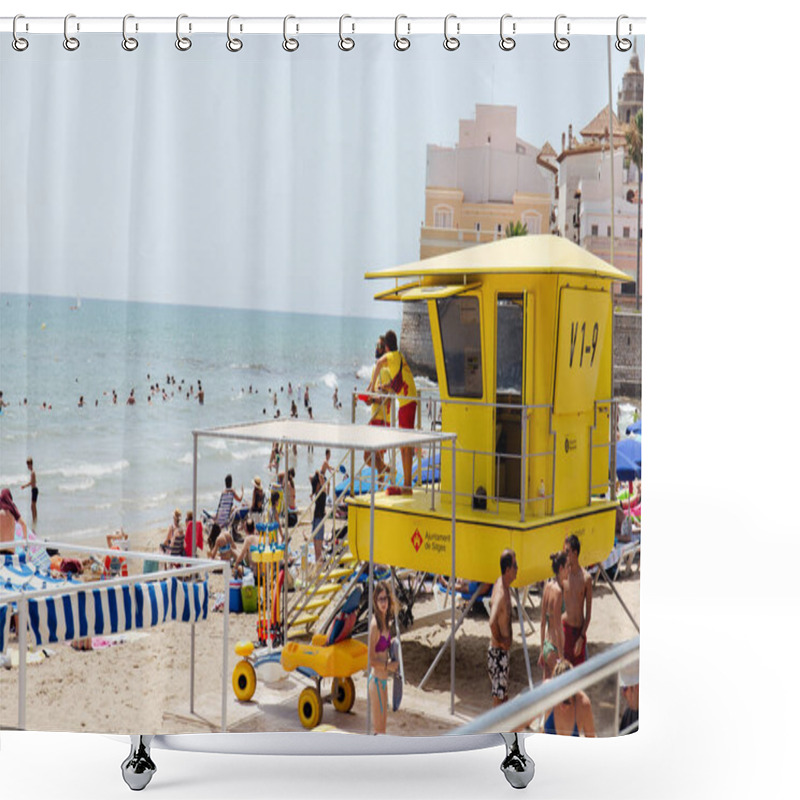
[
  {"x1": 370, "y1": 329, "x2": 417, "y2": 494},
  {"x1": 562, "y1": 534, "x2": 592, "y2": 666}
]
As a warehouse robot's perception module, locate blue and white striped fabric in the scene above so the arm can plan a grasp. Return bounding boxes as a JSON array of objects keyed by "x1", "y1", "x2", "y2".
[
  {"x1": 0, "y1": 603, "x2": 10, "y2": 656},
  {"x1": 1, "y1": 554, "x2": 209, "y2": 652}
]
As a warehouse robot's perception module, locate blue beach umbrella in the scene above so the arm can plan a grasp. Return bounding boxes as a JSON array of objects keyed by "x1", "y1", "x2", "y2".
[
  {"x1": 626, "y1": 419, "x2": 641, "y2": 436},
  {"x1": 616, "y1": 437, "x2": 642, "y2": 481}
]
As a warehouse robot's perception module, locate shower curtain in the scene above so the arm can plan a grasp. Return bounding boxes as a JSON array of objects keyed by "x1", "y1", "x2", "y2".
[{"x1": 0, "y1": 17, "x2": 643, "y2": 741}]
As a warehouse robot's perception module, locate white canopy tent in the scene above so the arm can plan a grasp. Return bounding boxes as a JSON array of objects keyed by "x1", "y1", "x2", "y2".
[{"x1": 191, "y1": 418, "x2": 458, "y2": 733}]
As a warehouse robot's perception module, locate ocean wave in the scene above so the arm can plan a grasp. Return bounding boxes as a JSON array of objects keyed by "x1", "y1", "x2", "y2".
[
  {"x1": 415, "y1": 375, "x2": 438, "y2": 390},
  {"x1": 0, "y1": 471, "x2": 29, "y2": 486},
  {"x1": 58, "y1": 477, "x2": 95, "y2": 493},
  {"x1": 49, "y1": 459, "x2": 130, "y2": 480},
  {"x1": 204, "y1": 439, "x2": 228, "y2": 451},
  {"x1": 320, "y1": 372, "x2": 338, "y2": 390},
  {"x1": 231, "y1": 445, "x2": 271, "y2": 461},
  {"x1": 356, "y1": 364, "x2": 373, "y2": 381}
]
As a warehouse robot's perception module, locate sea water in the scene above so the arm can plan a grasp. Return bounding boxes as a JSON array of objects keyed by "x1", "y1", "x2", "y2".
[{"x1": 0, "y1": 293, "x2": 403, "y2": 542}]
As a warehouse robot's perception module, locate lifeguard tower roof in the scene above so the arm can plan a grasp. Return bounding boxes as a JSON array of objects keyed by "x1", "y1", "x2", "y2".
[{"x1": 365, "y1": 234, "x2": 632, "y2": 283}]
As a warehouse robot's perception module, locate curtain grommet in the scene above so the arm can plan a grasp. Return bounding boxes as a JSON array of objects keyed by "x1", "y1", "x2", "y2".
[
  {"x1": 12, "y1": 15, "x2": 29, "y2": 51},
  {"x1": 499, "y1": 14, "x2": 516, "y2": 51},
  {"x1": 63, "y1": 13, "x2": 80, "y2": 51}
]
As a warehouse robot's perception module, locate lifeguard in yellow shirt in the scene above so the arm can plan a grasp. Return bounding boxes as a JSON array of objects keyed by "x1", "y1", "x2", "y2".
[{"x1": 369, "y1": 329, "x2": 417, "y2": 494}]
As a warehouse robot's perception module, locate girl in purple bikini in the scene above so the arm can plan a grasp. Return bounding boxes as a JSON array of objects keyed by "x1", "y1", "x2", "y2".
[{"x1": 367, "y1": 580, "x2": 398, "y2": 734}]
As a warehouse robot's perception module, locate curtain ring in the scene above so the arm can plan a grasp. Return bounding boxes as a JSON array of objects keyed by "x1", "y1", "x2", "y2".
[
  {"x1": 63, "y1": 13, "x2": 80, "y2": 51},
  {"x1": 443, "y1": 14, "x2": 460, "y2": 51},
  {"x1": 499, "y1": 14, "x2": 516, "y2": 51},
  {"x1": 553, "y1": 14, "x2": 570, "y2": 51},
  {"x1": 339, "y1": 15, "x2": 355, "y2": 51},
  {"x1": 283, "y1": 15, "x2": 299, "y2": 52},
  {"x1": 12, "y1": 15, "x2": 29, "y2": 52},
  {"x1": 394, "y1": 15, "x2": 410, "y2": 51},
  {"x1": 615, "y1": 15, "x2": 632, "y2": 52},
  {"x1": 226, "y1": 15, "x2": 243, "y2": 52},
  {"x1": 176, "y1": 14, "x2": 192, "y2": 51},
  {"x1": 122, "y1": 14, "x2": 138, "y2": 51}
]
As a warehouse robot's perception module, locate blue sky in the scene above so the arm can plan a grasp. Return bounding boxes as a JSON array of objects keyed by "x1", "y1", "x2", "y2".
[{"x1": 1, "y1": 32, "x2": 643, "y2": 317}]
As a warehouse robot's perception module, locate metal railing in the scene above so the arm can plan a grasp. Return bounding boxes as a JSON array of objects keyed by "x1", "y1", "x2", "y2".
[
  {"x1": 0, "y1": 538, "x2": 229, "y2": 731},
  {"x1": 453, "y1": 636, "x2": 639, "y2": 735},
  {"x1": 350, "y1": 389, "x2": 622, "y2": 522}
]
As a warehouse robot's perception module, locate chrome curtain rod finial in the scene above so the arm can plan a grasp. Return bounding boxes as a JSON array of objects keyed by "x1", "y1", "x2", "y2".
[
  {"x1": 283, "y1": 15, "x2": 299, "y2": 52},
  {"x1": 12, "y1": 14, "x2": 28, "y2": 51},
  {"x1": 63, "y1": 13, "x2": 79, "y2": 51},
  {"x1": 122, "y1": 14, "x2": 138, "y2": 52},
  {"x1": 175, "y1": 14, "x2": 192, "y2": 51}
]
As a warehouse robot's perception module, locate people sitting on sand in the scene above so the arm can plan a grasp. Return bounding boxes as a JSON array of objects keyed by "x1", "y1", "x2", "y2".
[
  {"x1": 208, "y1": 522, "x2": 238, "y2": 563},
  {"x1": 539, "y1": 551, "x2": 568, "y2": 680},
  {"x1": 159, "y1": 509, "x2": 186, "y2": 565},
  {"x1": 542, "y1": 660, "x2": 596, "y2": 737},
  {"x1": 233, "y1": 518, "x2": 259, "y2": 577},
  {"x1": 0, "y1": 488, "x2": 27, "y2": 544},
  {"x1": 250, "y1": 476, "x2": 265, "y2": 521},
  {"x1": 106, "y1": 529, "x2": 129, "y2": 552}
]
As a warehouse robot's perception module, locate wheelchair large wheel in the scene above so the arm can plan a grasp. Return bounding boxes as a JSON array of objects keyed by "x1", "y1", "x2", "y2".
[
  {"x1": 331, "y1": 676, "x2": 356, "y2": 713},
  {"x1": 232, "y1": 660, "x2": 257, "y2": 702},
  {"x1": 298, "y1": 686, "x2": 323, "y2": 729}
]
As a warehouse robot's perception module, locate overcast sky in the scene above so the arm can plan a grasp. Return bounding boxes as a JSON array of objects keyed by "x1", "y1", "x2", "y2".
[{"x1": 0, "y1": 32, "x2": 644, "y2": 317}]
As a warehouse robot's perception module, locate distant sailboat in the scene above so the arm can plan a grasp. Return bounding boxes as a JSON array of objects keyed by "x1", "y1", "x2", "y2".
[{"x1": 70, "y1": 295, "x2": 81, "y2": 311}]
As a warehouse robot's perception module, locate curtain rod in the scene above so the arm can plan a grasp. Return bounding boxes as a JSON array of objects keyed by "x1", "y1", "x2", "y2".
[{"x1": 1, "y1": 15, "x2": 646, "y2": 37}]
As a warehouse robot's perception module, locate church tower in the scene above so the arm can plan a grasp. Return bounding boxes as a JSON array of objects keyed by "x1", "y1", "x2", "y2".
[{"x1": 617, "y1": 40, "x2": 644, "y2": 125}]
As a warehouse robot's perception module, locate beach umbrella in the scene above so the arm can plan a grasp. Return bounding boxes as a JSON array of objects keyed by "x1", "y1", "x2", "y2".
[
  {"x1": 626, "y1": 419, "x2": 641, "y2": 436},
  {"x1": 616, "y1": 438, "x2": 642, "y2": 481}
]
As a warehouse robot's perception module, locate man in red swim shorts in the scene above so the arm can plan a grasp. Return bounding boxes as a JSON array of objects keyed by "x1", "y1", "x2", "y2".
[
  {"x1": 562, "y1": 534, "x2": 592, "y2": 666},
  {"x1": 371, "y1": 329, "x2": 417, "y2": 494}
]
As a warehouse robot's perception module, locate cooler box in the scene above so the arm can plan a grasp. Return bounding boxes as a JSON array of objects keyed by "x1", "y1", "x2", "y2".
[{"x1": 229, "y1": 580, "x2": 243, "y2": 613}]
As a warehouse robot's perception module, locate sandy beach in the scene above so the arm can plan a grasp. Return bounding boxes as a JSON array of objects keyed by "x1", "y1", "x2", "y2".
[{"x1": 1, "y1": 520, "x2": 639, "y2": 737}]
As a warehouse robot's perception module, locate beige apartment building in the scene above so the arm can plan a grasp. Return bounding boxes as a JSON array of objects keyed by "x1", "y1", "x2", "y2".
[{"x1": 419, "y1": 105, "x2": 556, "y2": 260}]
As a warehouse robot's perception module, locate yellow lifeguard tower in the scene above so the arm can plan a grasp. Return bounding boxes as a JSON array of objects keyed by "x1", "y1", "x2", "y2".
[{"x1": 347, "y1": 234, "x2": 633, "y2": 586}]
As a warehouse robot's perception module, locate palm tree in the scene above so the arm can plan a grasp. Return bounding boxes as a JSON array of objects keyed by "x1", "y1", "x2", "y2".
[
  {"x1": 626, "y1": 110, "x2": 643, "y2": 310},
  {"x1": 504, "y1": 220, "x2": 528, "y2": 238}
]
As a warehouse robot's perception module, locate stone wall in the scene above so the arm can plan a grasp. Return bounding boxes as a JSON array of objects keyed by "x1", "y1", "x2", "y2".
[
  {"x1": 612, "y1": 310, "x2": 642, "y2": 400},
  {"x1": 399, "y1": 303, "x2": 641, "y2": 399}
]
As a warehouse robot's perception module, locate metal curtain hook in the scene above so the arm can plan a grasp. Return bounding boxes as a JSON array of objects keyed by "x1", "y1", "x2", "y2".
[
  {"x1": 122, "y1": 14, "x2": 138, "y2": 51},
  {"x1": 615, "y1": 15, "x2": 632, "y2": 51},
  {"x1": 63, "y1": 13, "x2": 80, "y2": 51},
  {"x1": 499, "y1": 14, "x2": 516, "y2": 51},
  {"x1": 339, "y1": 15, "x2": 355, "y2": 51},
  {"x1": 553, "y1": 14, "x2": 570, "y2": 51},
  {"x1": 283, "y1": 15, "x2": 299, "y2": 52},
  {"x1": 176, "y1": 14, "x2": 192, "y2": 51},
  {"x1": 444, "y1": 14, "x2": 460, "y2": 51},
  {"x1": 12, "y1": 14, "x2": 29, "y2": 51},
  {"x1": 227, "y1": 15, "x2": 243, "y2": 52},
  {"x1": 394, "y1": 15, "x2": 410, "y2": 51}
]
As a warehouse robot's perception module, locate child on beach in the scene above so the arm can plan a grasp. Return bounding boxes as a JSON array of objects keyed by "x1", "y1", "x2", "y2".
[
  {"x1": 21, "y1": 458, "x2": 38, "y2": 526},
  {"x1": 368, "y1": 580, "x2": 399, "y2": 735}
]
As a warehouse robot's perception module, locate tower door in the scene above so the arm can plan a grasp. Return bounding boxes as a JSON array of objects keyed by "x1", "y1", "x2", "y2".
[{"x1": 495, "y1": 294, "x2": 525, "y2": 503}]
